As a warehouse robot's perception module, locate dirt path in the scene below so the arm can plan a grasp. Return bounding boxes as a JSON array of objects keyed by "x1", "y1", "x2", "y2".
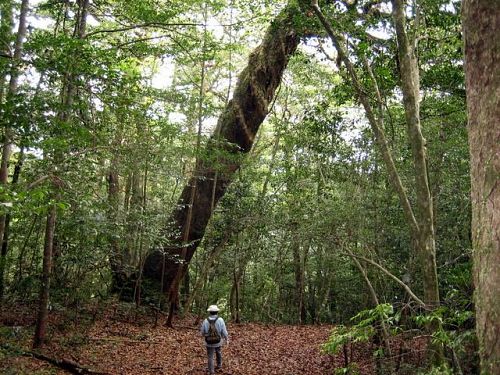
[
  {"x1": 76, "y1": 318, "x2": 341, "y2": 374},
  {"x1": 1, "y1": 306, "x2": 371, "y2": 374}
]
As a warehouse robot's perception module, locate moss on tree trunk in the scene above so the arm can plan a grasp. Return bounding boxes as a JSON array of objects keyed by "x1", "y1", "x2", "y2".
[{"x1": 142, "y1": 8, "x2": 300, "y2": 297}]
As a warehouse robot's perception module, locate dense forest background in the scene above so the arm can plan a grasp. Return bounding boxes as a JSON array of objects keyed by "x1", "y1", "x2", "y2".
[{"x1": 0, "y1": 0, "x2": 498, "y2": 374}]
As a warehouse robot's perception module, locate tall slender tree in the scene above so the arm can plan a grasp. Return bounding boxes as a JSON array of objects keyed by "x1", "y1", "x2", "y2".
[
  {"x1": 0, "y1": 0, "x2": 29, "y2": 307},
  {"x1": 33, "y1": 0, "x2": 90, "y2": 348},
  {"x1": 310, "y1": 0, "x2": 439, "y2": 307},
  {"x1": 391, "y1": 0, "x2": 439, "y2": 308},
  {"x1": 0, "y1": 0, "x2": 14, "y2": 106}
]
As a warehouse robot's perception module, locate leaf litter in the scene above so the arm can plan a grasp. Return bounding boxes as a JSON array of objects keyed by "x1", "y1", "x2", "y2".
[{"x1": 1, "y1": 303, "x2": 384, "y2": 374}]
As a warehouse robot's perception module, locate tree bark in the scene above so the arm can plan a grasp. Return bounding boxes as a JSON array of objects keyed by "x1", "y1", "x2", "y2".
[
  {"x1": 391, "y1": 2, "x2": 443, "y2": 361},
  {"x1": 107, "y1": 121, "x2": 124, "y2": 291},
  {"x1": 347, "y1": 249, "x2": 392, "y2": 361},
  {"x1": 0, "y1": 147, "x2": 24, "y2": 305},
  {"x1": 311, "y1": 0, "x2": 441, "y2": 311},
  {"x1": 182, "y1": 232, "x2": 230, "y2": 313},
  {"x1": 292, "y1": 238, "x2": 307, "y2": 324},
  {"x1": 142, "y1": 8, "x2": 300, "y2": 295},
  {"x1": 0, "y1": 0, "x2": 29, "y2": 307},
  {"x1": 33, "y1": 0, "x2": 89, "y2": 348},
  {"x1": 230, "y1": 267, "x2": 243, "y2": 323},
  {"x1": 0, "y1": 0, "x2": 14, "y2": 105},
  {"x1": 33, "y1": 205, "x2": 56, "y2": 348},
  {"x1": 392, "y1": 0, "x2": 439, "y2": 309},
  {"x1": 166, "y1": 9, "x2": 209, "y2": 325},
  {"x1": 311, "y1": 1, "x2": 419, "y2": 239},
  {"x1": 463, "y1": 1, "x2": 500, "y2": 373}
]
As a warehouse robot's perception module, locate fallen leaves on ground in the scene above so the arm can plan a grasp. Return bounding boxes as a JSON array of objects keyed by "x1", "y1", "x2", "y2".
[{"x1": 2, "y1": 303, "x2": 425, "y2": 374}]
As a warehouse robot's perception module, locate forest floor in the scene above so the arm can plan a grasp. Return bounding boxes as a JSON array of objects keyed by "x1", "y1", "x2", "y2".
[{"x1": 0, "y1": 302, "x2": 425, "y2": 374}]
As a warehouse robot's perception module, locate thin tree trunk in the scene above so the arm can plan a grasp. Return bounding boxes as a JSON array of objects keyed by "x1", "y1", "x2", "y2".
[
  {"x1": 430, "y1": 127, "x2": 447, "y2": 229},
  {"x1": 311, "y1": 1, "x2": 419, "y2": 238},
  {"x1": 182, "y1": 233, "x2": 231, "y2": 313},
  {"x1": 15, "y1": 215, "x2": 38, "y2": 286},
  {"x1": 127, "y1": 121, "x2": 148, "y2": 269},
  {"x1": 33, "y1": 205, "x2": 56, "y2": 348},
  {"x1": 123, "y1": 173, "x2": 132, "y2": 213},
  {"x1": 391, "y1": 0, "x2": 443, "y2": 363},
  {"x1": 292, "y1": 239, "x2": 307, "y2": 324},
  {"x1": 0, "y1": 0, "x2": 29, "y2": 307},
  {"x1": 230, "y1": 267, "x2": 243, "y2": 323},
  {"x1": 133, "y1": 163, "x2": 149, "y2": 305},
  {"x1": 0, "y1": 0, "x2": 14, "y2": 105},
  {"x1": 165, "y1": 4, "x2": 209, "y2": 326},
  {"x1": 5, "y1": 73, "x2": 44, "y2": 299},
  {"x1": 463, "y1": 1, "x2": 500, "y2": 373},
  {"x1": 347, "y1": 249, "x2": 392, "y2": 362},
  {"x1": 142, "y1": 7, "x2": 300, "y2": 298},
  {"x1": 127, "y1": 169, "x2": 142, "y2": 265},
  {"x1": 0, "y1": 147, "x2": 24, "y2": 305},
  {"x1": 311, "y1": 2, "x2": 442, "y2": 329},
  {"x1": 392, "y1": 0, "x2": 439, "y2": 309},
  {"x1": 107, "y1": 121, "x2": 124, "y2": 290},
  {"x1": 33, "y1": 0, "x2": 89, "y2": 348}
]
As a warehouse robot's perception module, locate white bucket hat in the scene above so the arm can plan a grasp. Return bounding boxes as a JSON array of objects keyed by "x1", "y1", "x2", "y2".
[{"x1": 207, "y1": 305, "x2": 219, "y2": 312}]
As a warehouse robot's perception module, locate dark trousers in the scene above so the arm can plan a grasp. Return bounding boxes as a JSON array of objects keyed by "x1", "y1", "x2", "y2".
[{"x1": 206, "y1": 346, "x2": 222, "y2": 374}]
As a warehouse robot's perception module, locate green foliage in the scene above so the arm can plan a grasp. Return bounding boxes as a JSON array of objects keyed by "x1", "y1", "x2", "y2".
[
  {"x1": 322, "y1": 324, "x2": 374, "y2": 355},
  {"x1": 0, "y1": 2, "x2": 474, "y2": 369},
  {"x1": 414, "y1": 304, "x2": 476, "y2": 357},
  {"x1": 334, "y1": 364, "x2": 360, "y2": 375},
  {"x1": 321, "y1": 304, "x2": 395, "y2": 355}
]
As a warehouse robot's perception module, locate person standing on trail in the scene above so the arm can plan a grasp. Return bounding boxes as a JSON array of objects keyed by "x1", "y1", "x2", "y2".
[{"x1": 200, "y1": 305, "x2": 229, "y2": 374}]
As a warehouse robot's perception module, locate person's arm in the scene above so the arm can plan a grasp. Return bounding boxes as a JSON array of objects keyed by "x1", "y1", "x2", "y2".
[
  {"x1": 220, "y1": 319, "x2": 229, "y2": 343},
  {"x1": 200, "y1": 320, "x2": 207, "y2": 337}
]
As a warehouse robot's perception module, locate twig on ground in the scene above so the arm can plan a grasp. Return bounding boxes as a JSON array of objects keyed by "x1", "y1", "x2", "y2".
[{"x1": 0, "y1": 343, "x2": 109, "y2": 374}]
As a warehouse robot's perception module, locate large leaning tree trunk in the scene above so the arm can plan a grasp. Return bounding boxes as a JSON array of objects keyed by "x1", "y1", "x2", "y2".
[
  {"x1": 142, "y1": 7, "x2": 300, "y2": 298},
  {"x1": 463, "y1": 1, "x2": 500, "y2": 374}
]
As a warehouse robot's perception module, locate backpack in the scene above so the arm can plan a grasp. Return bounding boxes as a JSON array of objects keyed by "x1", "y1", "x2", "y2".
[{"x1": 205, "y1": 317, "x2": 221, "y2": 344}]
